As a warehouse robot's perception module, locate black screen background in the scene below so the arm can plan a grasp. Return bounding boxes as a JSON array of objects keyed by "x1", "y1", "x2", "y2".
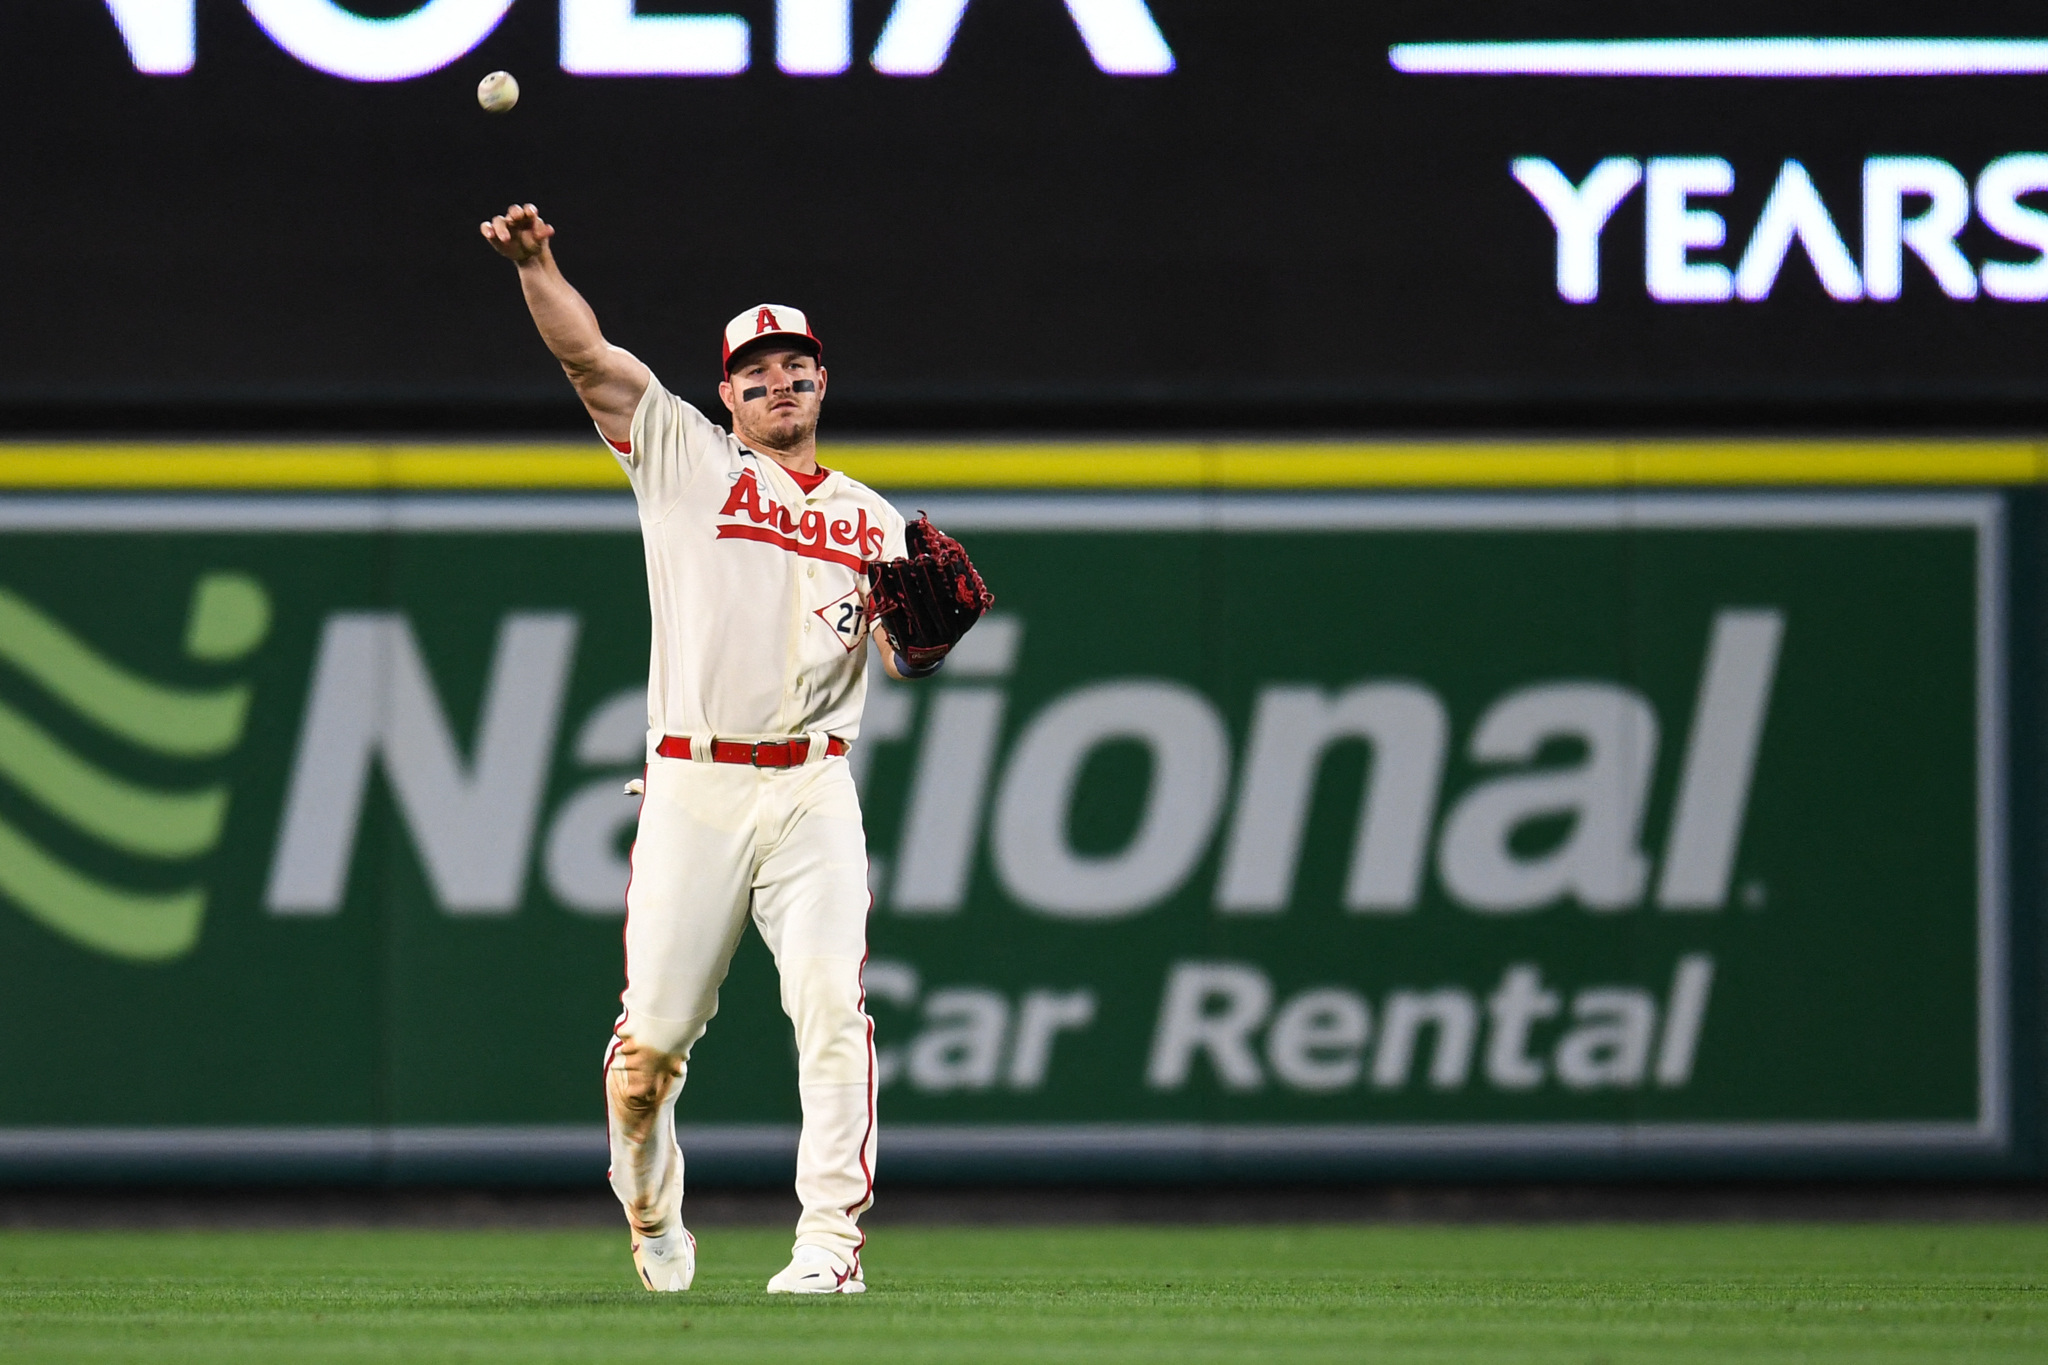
[{"x1": 13, "y1": 2, "x2": 2048, "y2": 430}]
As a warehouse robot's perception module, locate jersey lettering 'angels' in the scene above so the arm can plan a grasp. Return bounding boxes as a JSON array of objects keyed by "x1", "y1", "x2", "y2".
[{"x1": 715, "y1": 466, "x2": 888, "y2": 570}]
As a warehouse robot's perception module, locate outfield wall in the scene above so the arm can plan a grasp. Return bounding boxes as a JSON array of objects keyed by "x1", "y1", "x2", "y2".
[{"x1": 0, "y1": 441, "x2": 2038, "y2": 1183}]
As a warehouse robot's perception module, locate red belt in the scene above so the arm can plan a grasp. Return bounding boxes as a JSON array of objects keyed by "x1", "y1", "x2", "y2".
[{"x1": 657, "y1": 735, "x2": 848, "y2": 767}]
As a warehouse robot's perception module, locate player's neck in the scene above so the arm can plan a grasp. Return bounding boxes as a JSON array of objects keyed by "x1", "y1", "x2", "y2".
[{"x1": 759, "y1": 442, "x2": 820, "y2": 477}]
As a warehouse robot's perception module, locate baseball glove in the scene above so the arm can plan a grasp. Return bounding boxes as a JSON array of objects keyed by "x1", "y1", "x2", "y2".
[{"x1": 865, "y1": 514, "x2": 994, "y2": 671}]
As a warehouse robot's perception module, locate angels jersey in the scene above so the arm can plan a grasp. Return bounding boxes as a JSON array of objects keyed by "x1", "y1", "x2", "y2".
[{"x1": 608, "y1": 372, "x2": 907, "y2": 748}]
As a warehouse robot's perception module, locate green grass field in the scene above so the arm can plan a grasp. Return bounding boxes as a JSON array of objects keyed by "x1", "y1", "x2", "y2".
[{"x1": 1, "y1": 1223, "x2": 2043, "y2": 1362}]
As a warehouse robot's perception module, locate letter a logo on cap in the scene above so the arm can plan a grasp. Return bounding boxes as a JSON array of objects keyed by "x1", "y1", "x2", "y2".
[{"x1": 723, "y1": 303, "x2": 820, "y2": 372}]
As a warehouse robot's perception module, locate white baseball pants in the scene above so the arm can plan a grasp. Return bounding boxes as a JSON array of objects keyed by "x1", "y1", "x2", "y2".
[{"x1": 606, "y1": 748, "x2": 877, "y2": 1265}]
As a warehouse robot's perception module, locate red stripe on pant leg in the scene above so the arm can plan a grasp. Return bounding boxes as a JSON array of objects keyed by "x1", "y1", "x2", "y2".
[
  {"x1": 606, "y1": 766, "x2": 649, "y2": 1182},
  {"x1": 602, "y1": 1018, "x2": 628, "y2": 1182},
  {"x1": 616, "y1": 764, "x2": 648, "y2": 1030},
  {"x1": 844, "y1": 927, "x2": 877, "y2": 1271}
]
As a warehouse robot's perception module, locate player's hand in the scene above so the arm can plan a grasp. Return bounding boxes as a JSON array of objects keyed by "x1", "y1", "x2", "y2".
[{"x1": 480, "y1": 203, "x2": 554, "y2": 263}]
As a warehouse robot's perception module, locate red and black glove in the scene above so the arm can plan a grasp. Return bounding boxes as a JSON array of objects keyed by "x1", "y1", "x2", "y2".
[{"x1": 865, "y1": 514, "x2": 994, "y2": 673}]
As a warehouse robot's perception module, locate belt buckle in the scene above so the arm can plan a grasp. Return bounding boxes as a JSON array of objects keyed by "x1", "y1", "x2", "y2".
[{"x1": 749, "y1": 741, "x2": 769, "y2": 767}]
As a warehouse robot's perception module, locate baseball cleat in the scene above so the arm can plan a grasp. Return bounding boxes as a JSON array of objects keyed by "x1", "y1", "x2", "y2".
[
  {"x1": 630, "y1": 1223, "x2": 697, "y2": 1292},
  {"x1": 765, "y1": 1244, "x2": 864, "y2": 1294}
]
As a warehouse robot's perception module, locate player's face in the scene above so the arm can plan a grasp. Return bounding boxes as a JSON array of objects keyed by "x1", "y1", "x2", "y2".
[{"x1": 720, "y1": 346, "x2": 826, "y2": 449}]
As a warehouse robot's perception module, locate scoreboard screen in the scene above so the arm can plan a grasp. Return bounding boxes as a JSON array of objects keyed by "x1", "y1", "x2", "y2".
[{"x1": 14, "y1": 3, "x2": 2048, "y2": 427}]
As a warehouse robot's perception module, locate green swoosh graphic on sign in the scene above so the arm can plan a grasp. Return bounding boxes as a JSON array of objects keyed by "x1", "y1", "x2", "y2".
[
  {"x1": 0, "y1": 813, "x2": 204, "y2": 962},
  {"x1": 0, "y1": 588, "x2": 250, "y2": 758},
  {"x1": 0, "y1": 697, "x2": 228, "y2": 859}
]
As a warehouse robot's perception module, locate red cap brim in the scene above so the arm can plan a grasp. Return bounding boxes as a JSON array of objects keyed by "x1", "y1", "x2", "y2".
[{"x1": 723, "y1": 332, "x2": 823, "y2": 374}]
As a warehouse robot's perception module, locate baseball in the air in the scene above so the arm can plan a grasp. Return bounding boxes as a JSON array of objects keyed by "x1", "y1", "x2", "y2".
[{"x1": 477, "y1": 71, "x2": 519, "y2": 114}]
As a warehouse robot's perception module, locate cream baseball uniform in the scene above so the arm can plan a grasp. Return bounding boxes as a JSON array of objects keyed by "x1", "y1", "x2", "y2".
[{"x1": 604, "y1": 365, "x2": 906, "y2": 1271}]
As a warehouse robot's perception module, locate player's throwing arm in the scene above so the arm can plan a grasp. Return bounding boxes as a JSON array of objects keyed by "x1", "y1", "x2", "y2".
[
  {"x1": 482, "y1": 203, "x2": 991, "y2": 1297},
  {"x1": 480, "y1": 205, "x2": 650, "y2": 443}
]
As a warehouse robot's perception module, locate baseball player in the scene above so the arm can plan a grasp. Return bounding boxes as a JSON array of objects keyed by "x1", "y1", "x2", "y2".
[{"x1": 481, "y1": 203, "x2": 987, "y2": 1294}]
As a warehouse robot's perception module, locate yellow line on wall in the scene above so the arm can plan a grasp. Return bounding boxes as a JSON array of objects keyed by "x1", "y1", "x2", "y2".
[
  {"x1": 835, "y1": 441, "x2": 2048, "y2": 488},
  {"x1": 0, "y1": 446, "x2": 629, "y2": 490},
  {"x1": 0, "y1": 440, "x2": 2040, "y2": 489}
]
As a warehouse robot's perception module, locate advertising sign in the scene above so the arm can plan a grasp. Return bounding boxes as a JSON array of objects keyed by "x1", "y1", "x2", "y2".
[
  {"x1": 0, "y1": 488, "x2": 2008, "y2": 1178},
  {"x1": 17, "y1": 5, "x2": 2048, "y2": 419}
]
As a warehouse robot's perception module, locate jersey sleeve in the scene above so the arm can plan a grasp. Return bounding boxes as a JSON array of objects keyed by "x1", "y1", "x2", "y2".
[
  {"x1": 877, "y1": 500, "x2": 910, "y2": 561},
  {"x1": 603, "y1": 367, "x2": 729, "y2": 515}
]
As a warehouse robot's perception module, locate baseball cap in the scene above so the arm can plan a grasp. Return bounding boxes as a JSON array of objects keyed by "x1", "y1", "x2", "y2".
[{"x1": 722, "y1": 304, "x2": 822, "y2": 372}]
